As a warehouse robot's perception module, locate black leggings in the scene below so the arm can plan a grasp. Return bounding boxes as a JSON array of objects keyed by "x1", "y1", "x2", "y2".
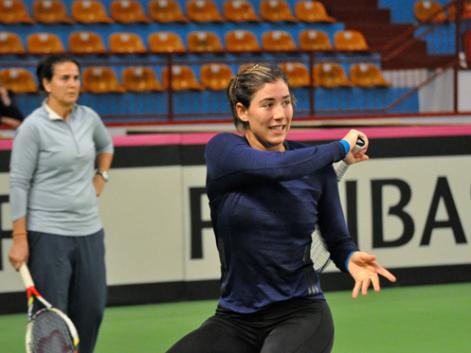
[{"x1": 166, "y1": 298, "x2": 334, "y2": 353}]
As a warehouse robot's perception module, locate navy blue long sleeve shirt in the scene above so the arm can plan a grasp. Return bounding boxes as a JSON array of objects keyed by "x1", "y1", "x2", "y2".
[{"x1": 205, "y1": 133, "x2": 359, "y2": 313}]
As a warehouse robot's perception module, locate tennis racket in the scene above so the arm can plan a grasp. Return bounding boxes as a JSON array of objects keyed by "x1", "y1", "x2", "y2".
[
  {"x1": 312, "y1": 137, "x2": 365, "y2": 272},
  {"x1": 19, "y1": 264, "x2": 80, "y2": 353}
]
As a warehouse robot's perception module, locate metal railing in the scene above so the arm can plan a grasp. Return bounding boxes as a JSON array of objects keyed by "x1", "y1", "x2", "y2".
[{"x1": 0, "y1": 0, "x2": 469, "y2": 125}]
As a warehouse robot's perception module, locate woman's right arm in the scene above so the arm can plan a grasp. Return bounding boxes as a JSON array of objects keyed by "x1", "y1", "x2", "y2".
[
  {"x1": 8, "y1": 122, "x2": 39, "y2": 270},
  {"x1": 8, "y1": 217, "x2": 28, "y2": 270},
  {"x1": 205, "y1": 131, "x2": 367, "y2": 193}
]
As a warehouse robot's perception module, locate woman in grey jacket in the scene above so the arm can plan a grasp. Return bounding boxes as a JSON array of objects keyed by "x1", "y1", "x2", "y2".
[{"x1": 8, "y1": 54, "x2": 113, "y2": 353}]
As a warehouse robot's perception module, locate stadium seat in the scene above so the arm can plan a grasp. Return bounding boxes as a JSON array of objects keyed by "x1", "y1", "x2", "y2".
[
  {"x1": 186, "y1": 0, "x2": 224, "y2": 22},
  {"x1": 187, "y1": 31, "x2": 223, "y2": 53},
  {"x1": 0, "y1": 68, "x2": 37, "y2": 93},
  {"x1": 260, "y1": 0, "x2": 297, "y2": 22},
  {"x1": 446, "y1": 0, "x2": 471, "y2": 21},
  {"x1": 313, "y1": 62, "x2": 352, "y2": 88},
  {"x1": 148, "y1": 0, "x2": 187, "y2": 22},
  {"x1": 109, "y1": 32, "x2": 146, "y2": 54},
  {"x1": 334, "y1": 30, "x2": 369, "y2": 52},
  {"x1": 69, "y1": 31, "x2": 107, "y2": 55},
  {"x1": 82, "y1": 67, "x2": 125, "y2": 93},
  {"x1": 223, "y1": 0, "x2": 259, "y2": 22},
  {"x1": 279, "y1": 62, "x2": 310, "y2": 88},
  {"x1": 414, "y1": 0, "x2": 448, "y2": 23},
  {"x1": 200, "y1": 63, "x2": 233, "y2": 90},
  {"x1": 148, "y1": 32, "x2": 186, "y2": 53},
  {"x1": 0, "y1": 32, "x2": 25, "y2": 54},
  {"x1": 299, "y1": 29, "x2": 332, "y2": 51},
  {"x1": 295, "y1": 1, "x2": 335, "y2": 23},
  {"x1": 122, "y1": 66, "x2": 163, "y2": 92},
  {"x1": 162, "y1": 65, "x2": 202, "y2": 91},
  {"x1": 224, "y1": 30, "x2": 260, "y2": 53},
  {"x1": 350, "y1": 63, "x2": 391, "y2": 88},
  {"x1": 0, "y1": 0, "x2": 34, "y2": 24},
  {"x1": 33, "y1": 0, "x2": 73, "y2": 24},
  {"x1": 110, "y1": 0, "x2": 150, "y2": 23},
  {"x1": 225, "y1": 30, "x2": 261, "y2": 52},
  {"x1": 27, "y1": 33, "x2": 65, "y2": 54},
  {"x1": 262, "y1": 30, "x2": 297, "y2": 51},
  {"x1": 464, "y1": 0, "x2": 471, "y2": 19},
  {"x1": 71, "y1": 0, "x2": 113, "y2": 23}
]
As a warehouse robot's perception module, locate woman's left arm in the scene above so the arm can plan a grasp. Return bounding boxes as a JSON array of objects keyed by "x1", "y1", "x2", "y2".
[
  {"x1": 93, "y1": 152, "x2": 113, "y2": 196},
  {"x1": 92, "y1": 113, "x2": 114, "y2": 196},
  {"x1": 318, "y1": 167, "x2": 397, "y2": 296},
  {"x1": 317, "y1": 166, "x2": 359, "y2": 272}
]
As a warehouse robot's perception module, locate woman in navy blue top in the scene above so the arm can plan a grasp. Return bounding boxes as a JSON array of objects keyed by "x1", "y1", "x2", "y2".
[{"x1": 166, "y1": 63, "x2": 396, "y2": 353}]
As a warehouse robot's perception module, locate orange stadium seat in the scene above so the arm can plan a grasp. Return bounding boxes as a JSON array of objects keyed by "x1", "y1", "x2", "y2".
[
  {"x1": 162, "y1": 65, "x2": 202, "y2": 91},
  {"x1": 148, "y1": 0, "x2": 188, "y2": 22},
  {"x1": 295, "y1": 1, "x2": 335, "y2": 23},
  {"x1": 279, "y1": 62, "x2": 310, "y2": 88},
  {"x1": 33, "y1": 0, "x2": 73, "y2": 24},
  {"x1": 414, "y1": 0, "x2": 448, "y2": 23},
  {"x1": 260, "y1": 0, "x2": 297, "y2": 22},
  {"x1": 0, "y1": 68, "x2": 37, "y2": 93},
  {"x1": 71, "y1": 0, "x2": 113, "y2": 23},
  {"x1": 223, "y1": 0, "x2": 259, "y2": 22},
  {"x1": 299, "y1": 29, "x2": 332, "y2": 51},
  {"x1": 82, "y1": 67, "x2": 125, "y2": 93},
  {"x1": 27, "y1": 33, "x2": 65, "y2": 54},
  {"x1": 350, "y1": 63, "x2": 391, "y2": 88},
  {"x1": 0, "y1": 0, "x2": 34, "y2": 24},
  {"x1": 122, "y1": 66, "x2": 163, "y2": 92},
  {"x1": 0, "y1": 32, "x2": 25, "y2": 54},
  {"x1": 187, "y1": 31, "x2": 223, "y2": 53},
  {"x1": 109, "y1": 32, "x2": 146, "y2": 54},
  {"x1": 334, "y1": 30, "x2": 369, "y2": 52},
  {"x1": 262, "y1": 30, "x2": 297, "y2": 52},
  {"x1": 447, "y1": 0, "x2": 471, "y2": 21},
  {"x1": 186, "y1": 0, "x2": 224, "y2": 22},
  {"x1": 69, "y1": 31, "x2": 107, "y2": 55},
  {"x1": 110, "y1": 0, "x2": 150, "y2": 23},
  {"x1": 200, "y1": 63, "x2": 233, "y2": 90},
  {"x1": 225, "y1": 30, "x2": 261, "y2": 52},
  {"x1": 148, "y1": 32, "x2": 186, "y2": 53},
  {"x1": 464, "y1": 0, "x2": 471, "y2": 19},
  {"x1": 313, "y1": 63, "x2": 352, "y2": 88},
  {"x1": 225, "y1": 29, "x2": 260, "y2": 53}
]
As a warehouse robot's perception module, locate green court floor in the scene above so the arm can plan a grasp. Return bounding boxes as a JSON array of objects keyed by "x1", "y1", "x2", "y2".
[{"x1": 1, "y1": 283, "x2": 469, "y2": 353}]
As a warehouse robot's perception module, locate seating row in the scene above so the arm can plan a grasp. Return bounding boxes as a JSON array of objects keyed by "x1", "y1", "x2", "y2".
[
  {"x1": 0, "y1": 29, "x2": 369, "y2": 55},
  {"x1": 0, "y1": 0, "x2": 335, "y2": 24},
  {"x1": 0, "y1": 62, "x2": 390, "y2": 94}
]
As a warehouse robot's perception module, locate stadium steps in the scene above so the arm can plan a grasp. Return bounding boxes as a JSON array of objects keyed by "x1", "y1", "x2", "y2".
[{"x1": 323, "y1": 0, "x2": 455, "y2": 69}]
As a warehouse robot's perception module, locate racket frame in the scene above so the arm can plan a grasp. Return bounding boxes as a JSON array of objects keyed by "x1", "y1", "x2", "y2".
[
  {"x1": 312, "y1": 138, "x2": 366, "y2": 272},
  {"x1": 19, "y1": 264, "x2": 80, "y2": 353}
]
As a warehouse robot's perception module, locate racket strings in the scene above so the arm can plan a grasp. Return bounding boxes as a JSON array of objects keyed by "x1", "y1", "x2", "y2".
[{"x1": 30, "y1": 311, "x2": 75, "y2": 353}]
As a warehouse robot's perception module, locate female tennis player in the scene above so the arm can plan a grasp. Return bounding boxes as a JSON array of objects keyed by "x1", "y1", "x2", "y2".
[
  {"x1": 166, "y1": 63, "x2": 396, "y2": 353},
  {"x1": 8, "y1": 54, "x2": 113, "y2": 353}
]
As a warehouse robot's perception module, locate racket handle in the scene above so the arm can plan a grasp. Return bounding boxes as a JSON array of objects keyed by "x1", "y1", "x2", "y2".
[
  {"x1": 352, "y1": 137, "x2": 365, "y2": 153},
  {"x1": 19, "y1": 263, "x2": 35, "y2": 289},
  {"x1": 334, "y1": 161, "x2": 348, "y2": 181},
  {"x1": 335, "y1": 137, "x2": 366, "y2": 181}
]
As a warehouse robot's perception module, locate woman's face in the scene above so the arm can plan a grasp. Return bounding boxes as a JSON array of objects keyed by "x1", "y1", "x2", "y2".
[
  {"x1": 43, "y1": 61, "x2": 81, "y2": 109},
  {"x1": 237, "y1": 79, "x2": 293, "y2": 152}
]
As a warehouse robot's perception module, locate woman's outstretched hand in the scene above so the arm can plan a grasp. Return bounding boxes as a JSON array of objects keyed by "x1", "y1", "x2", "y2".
[{"x1": 348, "y1": 251, "x2": 397, "y2": 299}]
